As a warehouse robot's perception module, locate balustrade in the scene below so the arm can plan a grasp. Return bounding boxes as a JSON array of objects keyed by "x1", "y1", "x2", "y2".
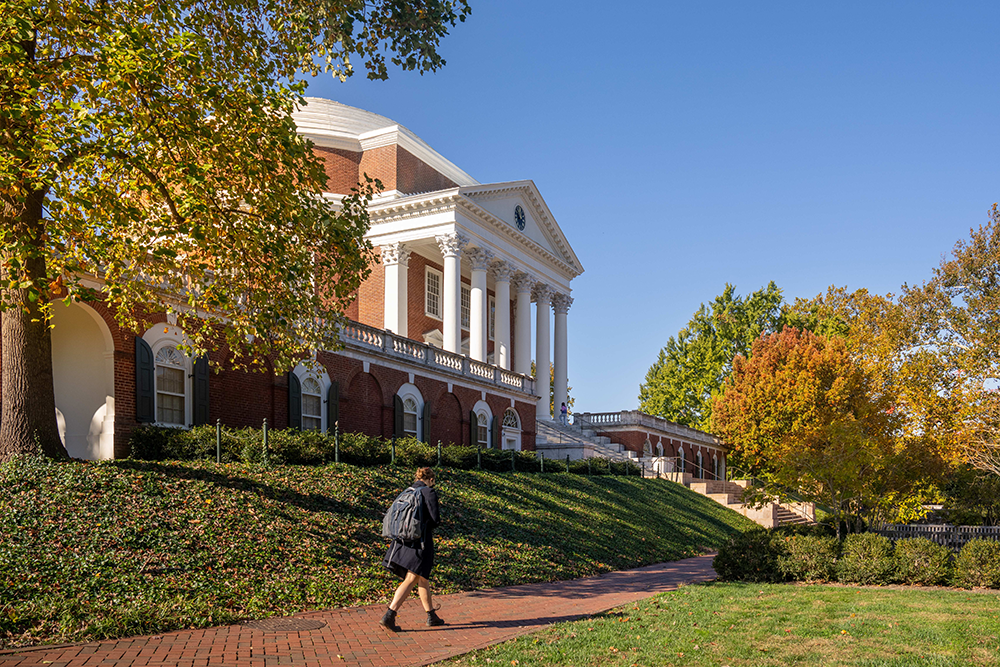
[{"x1": 338, "y1": 321, "x2": 535, "y2": 395}]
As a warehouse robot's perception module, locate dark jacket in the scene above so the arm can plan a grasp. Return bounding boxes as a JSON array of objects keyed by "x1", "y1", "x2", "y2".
[{"x1": 383, "y1": 480, "x2": 440, "y2": 580}]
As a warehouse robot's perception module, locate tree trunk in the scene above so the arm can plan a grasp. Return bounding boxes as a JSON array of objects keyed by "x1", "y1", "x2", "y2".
[{"x1": 0, "y1": 189, "x2": 67, "y2": 462}]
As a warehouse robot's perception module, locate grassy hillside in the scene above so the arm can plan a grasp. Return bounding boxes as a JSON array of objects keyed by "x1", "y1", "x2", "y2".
[{"x1": 0, "y1": 457, "x2": 756, "y2": 648}]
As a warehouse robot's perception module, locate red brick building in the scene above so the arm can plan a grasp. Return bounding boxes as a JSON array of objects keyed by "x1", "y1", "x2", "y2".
[{"x1": 43, "y1": 99, "x2": 584, "y2": 460}]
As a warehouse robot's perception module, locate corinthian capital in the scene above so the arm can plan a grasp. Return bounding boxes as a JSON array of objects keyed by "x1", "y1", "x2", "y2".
[
  {"x1": 552, "y1": 293, "x2": 574, "y2": 314},
  {"x1": 490, "y1": 260, "x2": 517, "y2": 283},
  {"x1": 380, "y1": 242, "x2": 411, "y2": 267},
  {"x1": 435, "y1": 232, "x2": 469, "y2": 258},
  {"x1": 511, "y1": 271, "x2": 536, "y2": 294},
  {"x1": 464, "y1": 246, "x2": 494, "y2": 271},
  {"x1": 532, "y1": 283, "x2": 553, "y2": 304}
]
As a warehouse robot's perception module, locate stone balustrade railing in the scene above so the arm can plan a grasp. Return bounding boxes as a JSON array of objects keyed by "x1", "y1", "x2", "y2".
[
  {"x1": 574, "y1": 410, "x2": 725, "y2": 448},
  {"x1": 339, "y1": 320, "x2": 536, "y2": 396}
]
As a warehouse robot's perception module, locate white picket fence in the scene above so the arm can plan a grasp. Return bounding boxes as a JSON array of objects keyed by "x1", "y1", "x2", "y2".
[{"x1": 875, "y1": 524, "x2": 1000, "y2": 551}]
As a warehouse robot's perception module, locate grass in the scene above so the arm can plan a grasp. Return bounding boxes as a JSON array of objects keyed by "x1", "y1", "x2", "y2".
[
  {"x1": 0, "y1": 456, "x2": 756, "y2": 649},
  {"x1": 446, "y1": 582, "x2": 1000, "y2": 667}
]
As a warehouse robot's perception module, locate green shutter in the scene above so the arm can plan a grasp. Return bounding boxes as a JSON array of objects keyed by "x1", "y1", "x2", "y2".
[
  {"x1": 288, "y1": 372, "x2": 302, "y2": 430},
  {"x1": 469, "y1": 410, "x2": 477, "y2": 447},
  {"x1": 393, "y1": 395, "x2": 404, "y2": 439},
  {"x1": 192, "y1": 355, "x2": 210, "y2": 426},
  {"x1": 135, "y1": 336, "x2": 155, "y2": 423},
  {"x1": 422, "y1": 400, "x2": 432, "y2": 444},
  {"x1": 327, "y1": 381, "x2": 339, "y2": 433},
  {"x1": 491, "y1": 415, "x2": 500, "y2": 449}
]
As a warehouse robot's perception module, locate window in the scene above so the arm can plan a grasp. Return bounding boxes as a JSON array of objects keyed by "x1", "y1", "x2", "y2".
[
  {"x1": 425, "y1": 267, "x2": 442, "y2": 319},
  {"x1": 696, "y1": 451, "x2": 703, "y2": 477},
  {"x1": 155, "y1": 345, "x2": 186, "y2": 426},
  {"x1": 477, "y1": 412, "x2": 489, "y2": 448},
  {"x1": 713, "y1": 456, "x2": 720, "y2": 480},
  {"x1": 403, "y1": 397, "x2": 418, "y2": 437},
  {"x1": 679, "y1": 447, "x2": 686, "y2": 473},
  {"x1": 488, "y1": 297, "x2": 496, "y2": 340},
  {"x1": 302, "y1": 377, "x2": 322, "y2": 431},
  {"x1": 461, "y1": 284, "x2": 470, "y2": 329},
  {"x1": 502, "y1": 409, "x2": 519, "y2": 429}
]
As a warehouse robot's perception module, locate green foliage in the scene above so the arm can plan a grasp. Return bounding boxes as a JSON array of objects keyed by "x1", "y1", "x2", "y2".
[
  {"x1": 638, "y1": 282, "x2": 784, "y2": 430},
  {"x1": 941, "y1": 465, "x2": 1000, "y2": 526},
  {"x1": 777, "y1": 534, "x2": 840, "y2": 582},
  {"x1": 0, "y1": 456, "x2": 755, "y2": 648},
  {"x1": 713, "y1": 528, "x2": 787, "y2": 583},
  {"x1": 836, "y1": 533, "x2": 896, "y2": 585},
  {"x1": 450, "y1": 583, "x2": 1000, "y2": 667},
  {"x1": 128, "y1": 426, "x2": 645, "y2": 476},
  {"x1": 954, "y1": 538, "x2": 1000, "y2": 589},
  {"x1": 0, "y1": 0, "x2": 471, "y2": 459},
  {"x1": 893, "y1": 537, "x2": 952, "y2": 586}
]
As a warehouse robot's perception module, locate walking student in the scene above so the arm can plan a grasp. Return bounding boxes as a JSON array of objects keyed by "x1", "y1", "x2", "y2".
[
  {"x1": 380, "y1": 467, "x2": 443, "y2": 631},
  {"x1": 559, "y1": 401, "x2": 568, "y2": 425}
]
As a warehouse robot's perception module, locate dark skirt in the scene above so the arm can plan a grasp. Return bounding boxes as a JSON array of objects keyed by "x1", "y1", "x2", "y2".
[{"x1": 383, "y1": 533, "x2": 435, "y2": 580}]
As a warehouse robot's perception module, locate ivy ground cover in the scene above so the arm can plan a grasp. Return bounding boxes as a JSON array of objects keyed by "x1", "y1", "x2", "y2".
[
  {"x1": 447, "y1": 582, "x2": 1000, "y2": 666},
  {"x1": 0, "y1": 457, "x2": 756, "y2": 648}
]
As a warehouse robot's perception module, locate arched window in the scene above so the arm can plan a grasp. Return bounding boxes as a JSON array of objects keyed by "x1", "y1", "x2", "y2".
[
  {"x1": 477, "y1": 412, "x2": 489, "y2": 448},
  {"x1": 679, "y1": 447, "x2": 686, "y2": 473},
  {"x1": 713, "y1": 455, "x2": 720, "y2": 480},
  {"x1": 301, "y1": 377, "x2": 322, "y2": 431},
  {"x1": 403, "y1": 397, "x2": 419, "y2": 437},
  {"x1": 155, "y1": 345, "x2": 187, "y2": 426},
  {"x1": 696, "y1": 451, "x2": 704, "y2": 478},
  {"x1": 655, "y1": 442, "x2": 664, "y2": 457},
  {"x1": 502, "y1": 409, "x2": 519, "y2": 429},
  {"x1": 643, "y1": 437, "x2": 652, "y2": 457}
]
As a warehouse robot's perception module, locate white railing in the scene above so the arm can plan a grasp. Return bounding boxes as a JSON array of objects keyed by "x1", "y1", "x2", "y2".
[
  {"x1": 338, "y1": 321, "x2": 535, "y2": 395},
  {"x1": 574, "y1": 410, "x2": 725, "y2": 448}
]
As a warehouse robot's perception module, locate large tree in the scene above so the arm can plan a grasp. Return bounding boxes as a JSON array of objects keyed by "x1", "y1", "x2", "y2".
[
  {"x1": 637, "y1": 282, "x2": 783, "y2": 430},
  {"x1": 711, "y1": 327, "x2": 928, "y2": 535},
  {"x1": 901, "y1": 204, "x2": 1000, "y2": 476},
  {"x1": 0, "y1": 0, "x2": 471, "y2": 461}
]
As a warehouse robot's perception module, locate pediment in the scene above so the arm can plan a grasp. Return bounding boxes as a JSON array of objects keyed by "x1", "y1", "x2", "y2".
[{"x1": 460, "y1": 181, "x2": 583, "y2": 277}]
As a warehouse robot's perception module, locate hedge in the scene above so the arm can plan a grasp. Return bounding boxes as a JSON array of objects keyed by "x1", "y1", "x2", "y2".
[{"x1": 128, "y1": 425, "x2": 644, "y2": 475}]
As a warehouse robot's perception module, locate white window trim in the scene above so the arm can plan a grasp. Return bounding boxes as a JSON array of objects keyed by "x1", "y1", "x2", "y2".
[
  {"x1": 293, "y1": 361, "x2": 331, "y2": 433},
  {"x1": 488, "y1": 296, "x2": 496, "y2": 341},
  {"x1": 143, "y1": 324, "x2": 193, "y2": 429},
  {"x1": 472, "y1": 399, "x2": 492, "y2": 448},
  {"x1": 501, "y1": 407, "x2": 521, "y2": 451},
  {"x1": 424, "y1": 266, "x2": 443, "y2": 321},
  {"x1": 397, "y1": 383, "x2": 424, "y2": 441},
  {"x1": 460, "y1": 284, "x2": 470, "y2": 331}
]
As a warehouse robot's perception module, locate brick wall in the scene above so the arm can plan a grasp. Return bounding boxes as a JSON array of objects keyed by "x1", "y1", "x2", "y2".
[
  {"x1": 359, "y1": 145, "x2": 397, "y2": 192},
  {"x1": 357, "y1": 248, "x2": 385, "y2": 330},
  {"x1": 313, "y1": 146, "x2": 363, "y2": 195},
  {"x1": 396, "y1": 146, "x2": 458, "y2": 194},
  {"x1": 601, "y1": 428, "x2": 723, "y2": 479}
]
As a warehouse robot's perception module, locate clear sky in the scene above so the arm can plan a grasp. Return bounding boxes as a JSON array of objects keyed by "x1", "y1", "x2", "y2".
[{"x1": 306, "y1": 1, "x2": 1000, "y2": 414}]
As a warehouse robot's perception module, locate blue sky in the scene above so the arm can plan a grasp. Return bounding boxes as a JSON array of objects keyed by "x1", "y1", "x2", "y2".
[{"x1": 306, "y1": 1, "x2": 1000, "y2": 413}]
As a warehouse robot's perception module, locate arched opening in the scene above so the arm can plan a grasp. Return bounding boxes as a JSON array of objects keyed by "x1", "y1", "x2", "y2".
[
  {"x1": 472, "y1": 400, "x2": 492, "y2": 448},
  {"x1": 695, "y1": 450, "x2": 704, "y2": 478},
  {"x1": 396, "y1": 383, "x2": 424, "y2": 441},
  {"x1": 432, "y1": 392, "x2": 462, "y2": 446},
  {"x1": 50, "y1": 301, "x2": 115, "y2": 460},
  {"x1": 501, "y1": 408, "x2": 521, "y2": 451},
  {"x1": 344, "y1": 372, "x2": 383, "y2": 437}
]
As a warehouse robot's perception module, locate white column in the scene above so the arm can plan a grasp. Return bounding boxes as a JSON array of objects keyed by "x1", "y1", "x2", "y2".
[
  {"x1": 533, "y1": 284, "x2": 552, "y2": 421},
  {"x1": 492, "y1": 261, "x2": 515, "y2": 370},
  {"x1": 512, "y1": 272, "x2": 534, "y2": 375},
  {"x1": 552, "y1": 293, "x2": 573, "y2": 422},
  {"x1": 465, "y1": 247, "x2": 493, "y2": 362},
  {"x1": 380, "y1": 243, "x2": 411, "y2": 337},
  {"x1": 436, "y1": 232, "x2": 467, "y2": 354}
]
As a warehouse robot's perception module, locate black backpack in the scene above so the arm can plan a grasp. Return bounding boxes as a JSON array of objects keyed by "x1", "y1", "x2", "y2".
[{"x1": 382, "y1": 486, "x2": 424, "y2": 542}]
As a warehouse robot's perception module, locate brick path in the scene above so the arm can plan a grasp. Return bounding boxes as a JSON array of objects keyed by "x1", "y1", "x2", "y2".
[{"x1": 0, "y1": 555, "x2": 717, "y2": 667}]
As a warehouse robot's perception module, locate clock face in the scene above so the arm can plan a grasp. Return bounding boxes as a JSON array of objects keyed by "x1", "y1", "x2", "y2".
[{"x1": 514, "y1": 205, "x2": 526, "y2": 231}]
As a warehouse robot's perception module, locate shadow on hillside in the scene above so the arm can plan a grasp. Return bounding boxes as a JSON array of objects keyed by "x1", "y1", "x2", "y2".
[{"x1": 111, "y1": 459, "x2": 380, "y2": 521}]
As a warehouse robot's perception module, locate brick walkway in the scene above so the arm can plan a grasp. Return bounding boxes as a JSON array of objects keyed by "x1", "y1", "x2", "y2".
[{"x1": 0, "y1": 555, "x2": 717, "y2": 667}]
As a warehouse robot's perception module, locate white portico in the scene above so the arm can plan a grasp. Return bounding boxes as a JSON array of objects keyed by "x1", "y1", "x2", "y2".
[
  {"x1": 368, "y1": 183, "x2": 581, "y2": 421},
  {"x1": 293, "y1": 98, "x2": 583, "y2": 422}
]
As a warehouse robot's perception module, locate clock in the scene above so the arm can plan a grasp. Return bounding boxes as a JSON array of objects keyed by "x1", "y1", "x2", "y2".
[{"x1": 514, "y1": 205, "x2": 526, "y2": 231}]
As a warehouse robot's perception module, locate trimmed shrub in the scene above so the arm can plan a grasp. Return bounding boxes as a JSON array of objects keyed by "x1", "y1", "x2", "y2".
[
  {"x1": 894, "y1": 538, "x2": 953, "y2": 586},
  {"x1": 713, "y1": 528, "x2": 787, "y2": 583},
  {"x1": 836, "y1": 533, "x2": 895, "y2": 585},
  {"x1": 954, "y1": 539, "x2": 1000, "y2": 589},
  {"x1": 778, "y1": 534, "x2": 840, "y2": 582}
]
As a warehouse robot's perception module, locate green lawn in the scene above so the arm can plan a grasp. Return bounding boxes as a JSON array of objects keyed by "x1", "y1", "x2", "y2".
[
  {"x1": 446, "y1": 582, "x2": 1000, "y2": 667},
  {"x1": 0, "y1": 456, "x2": 756, "y2": 648}
]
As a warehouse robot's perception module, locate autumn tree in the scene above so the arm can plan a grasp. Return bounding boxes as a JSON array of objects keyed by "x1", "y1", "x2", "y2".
[
  {"x1": 711, "y1": 327, "x2": 930, "y2": 535},
  {"x1": 901, "y1": 204, "x2": 1000, "y2": 476},
  {"x1": 0, "y1": 0, "x2": 471, "y2": 461},
  {"x1": 638, "y1": 282, "x2": 783, "y2": 430}
]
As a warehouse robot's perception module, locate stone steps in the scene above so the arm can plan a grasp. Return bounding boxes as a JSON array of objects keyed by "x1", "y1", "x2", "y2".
[
  {"x1": 535, "y1": 420, "x2": 630, "y2": 461},
  {"x1": 676, "y1": 476, "x2": 815, "y2": 529}
]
